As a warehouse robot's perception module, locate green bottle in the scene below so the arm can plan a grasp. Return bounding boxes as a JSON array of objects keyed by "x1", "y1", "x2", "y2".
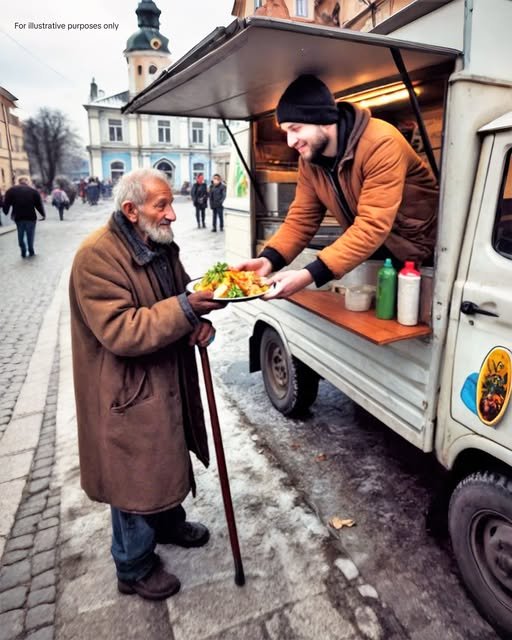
[{"x1": 376, "y1": 258, "x2": 397, "y2": 320}]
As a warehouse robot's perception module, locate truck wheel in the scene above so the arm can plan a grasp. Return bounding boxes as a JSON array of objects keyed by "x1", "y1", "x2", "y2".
[
  {"x1": 449, "y1": 471, "x2": 512, "y2": 637},
  {"x1": 260, "y1": 327, "x2": 319, "y2": 417}
]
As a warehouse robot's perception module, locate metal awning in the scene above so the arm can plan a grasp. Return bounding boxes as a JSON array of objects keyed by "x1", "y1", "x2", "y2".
[{"x1": 123, "y1": 16, "x2": 460, "y2": 120}]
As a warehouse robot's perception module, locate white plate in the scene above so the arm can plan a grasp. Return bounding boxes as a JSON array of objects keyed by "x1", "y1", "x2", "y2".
[{"x1": 186, "y1": 277, "x2": 271, "y2": 303}]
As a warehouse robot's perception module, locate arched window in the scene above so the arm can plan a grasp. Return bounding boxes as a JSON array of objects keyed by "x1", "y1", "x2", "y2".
[
  {"x1": 110, "y1": 161, "x2": 124, "y2": 183},
  {"x1": 155, "y1": 160, "x2": 174, "y2": 181}
]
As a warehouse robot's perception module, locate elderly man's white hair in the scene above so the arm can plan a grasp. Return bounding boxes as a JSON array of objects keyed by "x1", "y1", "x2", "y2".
[{"x1": 113, "y1": 169, "x2": 171, "y2": 211}]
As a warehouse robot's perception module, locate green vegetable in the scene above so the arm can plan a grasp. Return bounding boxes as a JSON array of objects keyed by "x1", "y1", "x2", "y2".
[
  {"x1": 204, "y1": 262, "x2": 228, "y2": 284},
  {"x1": 227, "y1": 285, "x2": 244, "y2": 298}
]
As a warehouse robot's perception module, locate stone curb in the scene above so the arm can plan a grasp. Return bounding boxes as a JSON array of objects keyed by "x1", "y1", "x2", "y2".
[
  {"x1": 0, "y1": 271, "x2": 66, "y2": 559},
  {"x1": 0, "y1": 225, "x2": 16, "y2": 236}
]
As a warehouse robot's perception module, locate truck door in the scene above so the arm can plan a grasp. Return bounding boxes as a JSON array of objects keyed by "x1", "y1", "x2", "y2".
[{"x1": 452, "y1": 130, "x2": 512, "y2": 440}]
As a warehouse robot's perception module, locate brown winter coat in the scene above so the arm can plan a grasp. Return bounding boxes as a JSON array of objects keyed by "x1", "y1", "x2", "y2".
[
  {"x1": 69, "y1": 214, "x2": 209, "y2": 513},
  {"x1": 265, "y1": 104, "x2": 439, "y2": 277}
]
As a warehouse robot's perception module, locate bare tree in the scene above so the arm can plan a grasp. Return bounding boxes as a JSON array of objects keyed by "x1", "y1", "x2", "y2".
[{"x1": 23, "y1": 108, "x2": 84, "y2": 190}]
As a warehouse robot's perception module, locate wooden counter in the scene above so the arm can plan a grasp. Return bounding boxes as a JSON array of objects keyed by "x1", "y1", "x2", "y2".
[{"x1": 289, "y1": 290, "x2": 431, "y2": 345}]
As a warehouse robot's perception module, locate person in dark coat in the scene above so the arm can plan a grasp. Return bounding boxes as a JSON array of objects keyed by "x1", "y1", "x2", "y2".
[
  {"x1": 208, "y1": 174, "x2": 226, "y2": 232},
  {"x1": 2, "y1": 177, "x2": 46, "y2": 257},
  {"x1": 85, "y1": 178, "x2": 100, "y2": 205},
  {"x1": 191, "y1": 173, "x2": 208, "y2": 228},
  {"x1": 69, "y1": 168, "x2": 224, "y2": 601}
]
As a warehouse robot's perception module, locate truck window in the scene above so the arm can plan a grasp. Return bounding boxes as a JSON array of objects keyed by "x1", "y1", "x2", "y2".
[{"x1": 493, "y1": 148, "x2": 512, "y2": 260}]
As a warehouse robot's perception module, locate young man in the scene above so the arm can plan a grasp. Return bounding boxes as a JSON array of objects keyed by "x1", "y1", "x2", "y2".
[
  {"x1": 2, "y1": 176, "x2": 46, "y2": 258},
  {"x1": 69, "y1": 169, "x2": 224, "y2": 600},
  {"x1": 237, "y1": 74, "x2": 438, "y2": 298},
  {"x1": 209, "y1": 173, "x2": 226, "y2": 232}
]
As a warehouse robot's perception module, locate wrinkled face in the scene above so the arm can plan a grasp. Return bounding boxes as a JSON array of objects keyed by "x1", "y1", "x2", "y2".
[
  {"x1": 136, "y1": 178, "x2": 176, "y2": 245},
  {"x1": 280, "y1": 122, "x2": 330, "y2": 162}
]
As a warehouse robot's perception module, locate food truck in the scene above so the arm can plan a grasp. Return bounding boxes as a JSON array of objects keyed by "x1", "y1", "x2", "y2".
[{"x1": 124, "y1": 0, "x2": 512, "y2": 634}]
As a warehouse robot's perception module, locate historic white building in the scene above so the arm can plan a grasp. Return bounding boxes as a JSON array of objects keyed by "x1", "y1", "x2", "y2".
[{"x1": 84, "y1": 0, "x2": 233, "y2": 188}]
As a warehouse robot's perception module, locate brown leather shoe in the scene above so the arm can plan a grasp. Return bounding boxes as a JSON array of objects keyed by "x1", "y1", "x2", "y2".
[
  {"x1": 118, "y1": 563, "x2": 181, "y2": 600},
  {"x1": 156, "y1": 521, "x2": 210, "y2": 548}
]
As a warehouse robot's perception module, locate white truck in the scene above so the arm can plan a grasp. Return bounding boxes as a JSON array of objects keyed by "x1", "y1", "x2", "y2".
[{"x1": 124, "y1": 0, "x2": 512, "y2": 634}]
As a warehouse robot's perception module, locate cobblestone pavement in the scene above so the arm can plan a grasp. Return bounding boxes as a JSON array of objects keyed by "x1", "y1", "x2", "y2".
[
  {"x1": 0, "y1": 199, "x2": 112, "y2": 639},
  {"x1": 0, "y1": 354, "x2": 59, "y2": 640},
  {"x1": 0, "y1": 201, "x2": 111, "y2": 440}
]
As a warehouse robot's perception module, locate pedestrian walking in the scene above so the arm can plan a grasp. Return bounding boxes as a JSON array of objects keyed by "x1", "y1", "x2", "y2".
[
  {"x1": 2, "y1": 176, "x2": 46, "y2": 258},
  {"x1": 51, "y1": 185, "x2": 70, "y2": 221},
  {"x1": 236, "y1": 74, "x2": 438, "y2": 298},
  {"x1": 209, "y1": 173, "x2": 226, "y2": 232},
  {"x1": 69, "y1": 168, "x2": 225, "y2": 601},
  {"x1": 191, "y1": 173, "x2": 208, "y2": 228}
]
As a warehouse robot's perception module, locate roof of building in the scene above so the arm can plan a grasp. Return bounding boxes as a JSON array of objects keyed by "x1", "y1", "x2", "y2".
[
  {"x1": 125, "y1": 0, "x2": 170, "y2": 54},
  {"x1": 84, "y1": 90, "x2": 130, "y2": 109},
  {"x1": 0, "y1": 86, "x2": 18, "y2": 104}
]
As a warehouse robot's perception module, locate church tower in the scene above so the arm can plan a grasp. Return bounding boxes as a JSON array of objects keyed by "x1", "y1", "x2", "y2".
[{"x1": 124, "y1": 0, "x2": 172, "y2": 96}]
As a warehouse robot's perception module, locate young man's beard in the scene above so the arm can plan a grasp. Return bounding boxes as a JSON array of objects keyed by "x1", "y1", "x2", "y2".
[
  {"x1": 305, "y1": 130, "x2": 330, "y2": 163},
  {"x1": 138, "y1": 210, "x2": 174, "y2": 244}
]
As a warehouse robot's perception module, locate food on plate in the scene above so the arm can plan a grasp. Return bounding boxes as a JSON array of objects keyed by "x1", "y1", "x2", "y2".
[{"x1": 193, "y1": 262, "x2": 270, "y2": 299}]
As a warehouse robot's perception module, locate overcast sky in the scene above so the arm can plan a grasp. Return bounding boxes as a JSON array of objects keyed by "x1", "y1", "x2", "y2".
[{"x1": 0, "y1": 0, "x2": 236, "y2": 145}]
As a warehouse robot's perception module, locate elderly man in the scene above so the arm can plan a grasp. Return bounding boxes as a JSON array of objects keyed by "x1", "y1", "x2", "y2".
[
  {"x1": 237, "y1": 74, "x2": 438, "y2": 298},
  {"x1": 69, "y1": 168, "x2": 224, "y2": 600},
  {"x1": 2, "y1": 176, "x2": 46, "y2": 258}
]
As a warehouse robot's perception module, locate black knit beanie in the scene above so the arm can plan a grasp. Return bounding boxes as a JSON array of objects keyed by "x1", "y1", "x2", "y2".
[{"x1": 276, "y1": 75, "x2": 338, "y2": 125}]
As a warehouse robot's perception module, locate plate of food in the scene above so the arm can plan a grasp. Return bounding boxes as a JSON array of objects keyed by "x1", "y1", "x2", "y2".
[{"x1": 186, "y1": 262, "x2": 271, "y2": 302}]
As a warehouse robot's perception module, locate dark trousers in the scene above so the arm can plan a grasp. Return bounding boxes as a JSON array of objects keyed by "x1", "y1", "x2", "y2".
[
  {"x1": 195, "y1": 206, "x2": 206, "y2": 227},
  {"x1": 212, "y1": 206, "x2": 224, "y2": 231},
  {"x1": 16, "y1": 221, "x2": 36, "y2": 257},
  {"x1": 57, "y1": 205, "x2": 65, "y2": 221},
  {"x1": 110, "y1": 504, "x2": 186, "y2": 581}
]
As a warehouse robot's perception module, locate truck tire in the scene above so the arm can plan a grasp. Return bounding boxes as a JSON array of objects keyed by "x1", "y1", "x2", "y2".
[
  {"x1": 449, "y1": 471, "x2": 512, "y2": 637},
  {"x1": 260, "y1": 327, "x2": 319, "y2": 417}
]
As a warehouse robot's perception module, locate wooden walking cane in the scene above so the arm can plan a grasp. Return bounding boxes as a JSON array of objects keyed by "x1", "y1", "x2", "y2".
[{"x1": 199, "y1": 346, "x2": 246, "y2": 587}]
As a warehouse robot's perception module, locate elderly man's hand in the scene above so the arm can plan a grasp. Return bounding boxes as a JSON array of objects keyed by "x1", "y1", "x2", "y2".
[
  {"x1": 188, "y1": 321, "x2": 216, "y2": 347},
  {"x1": 187, "y1": 290, "x2": 226, "y2": 316}
]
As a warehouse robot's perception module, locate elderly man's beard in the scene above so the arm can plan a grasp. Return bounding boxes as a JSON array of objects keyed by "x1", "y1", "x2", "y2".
[{"x1": 138, "y1": 210, "x2": 174, "y2": 244}]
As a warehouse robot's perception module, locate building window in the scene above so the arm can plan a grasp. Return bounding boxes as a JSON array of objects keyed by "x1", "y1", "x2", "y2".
[
  {"x1": 158, "y1": 120, "x2": 171, "y2": 143},
  {"x1": 193, "y1": 162, "x2": 205, "y2": 181},
  {"x1": 217, "y1": 126, "x2": 228, "y2": 146},
  {"x1": 296, "y1": 0, "x2": 307, "y2": 17},
  {"x1": 191, "y1": 121, "x2": 204, "y2": 144},
  {"x1": 149, "y1": 64, "x2": 158, "y2": 75},
  {"x1": 138, "y1": 65, "x2": 142, "y2": 76},
  {"x1": 110, "y1": 161, "x2": 124, "y2": 183},
  {"x1": 108, "y1": 119, "x2": 123, "y2": 142},
  {"x1": 493, "y1": 149, "x2": 512, "y2": 261},
  {"x1": 155, "y1": 160, "x2": 174, "y2": 181},
  {"x1": 255, "y1": 0, "x2": 263, "y2": 7}
]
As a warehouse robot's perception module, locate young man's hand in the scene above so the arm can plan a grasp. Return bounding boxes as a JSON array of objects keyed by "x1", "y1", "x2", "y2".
[
  {"x1": 264, "y1": 269, "x2": 313, "y2": 300},
  {"x1": 232, "y1": 257, "x2": 273, "y2": 276}
]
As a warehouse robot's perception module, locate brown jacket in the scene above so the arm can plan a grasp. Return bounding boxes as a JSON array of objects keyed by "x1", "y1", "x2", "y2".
[
  {"x1": 69, "y1": 214, "x2": 209, "y2": 513},
  {"x1": 265, "y1": 104, "x2": 438, "y2": 278}
]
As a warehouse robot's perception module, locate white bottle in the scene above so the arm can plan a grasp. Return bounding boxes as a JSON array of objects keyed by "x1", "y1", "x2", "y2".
[{"x1": 397, "y1": 261, "x2": 421, "y2": 326}]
